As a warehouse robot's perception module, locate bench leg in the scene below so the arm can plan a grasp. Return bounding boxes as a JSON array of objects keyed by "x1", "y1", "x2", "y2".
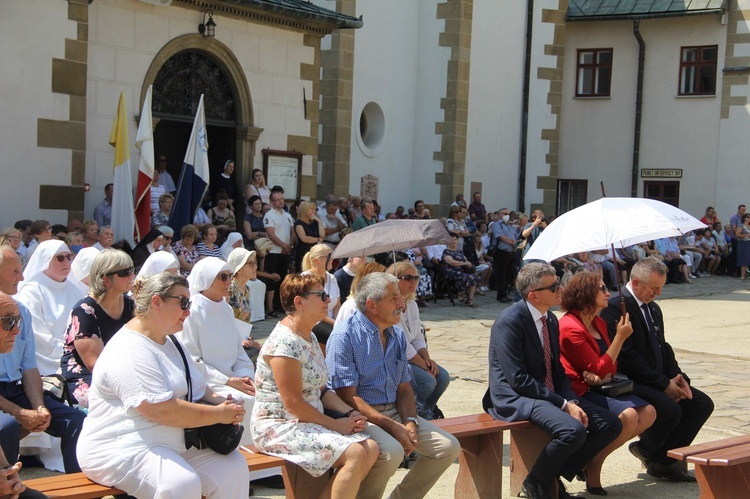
[
  {"x1": 509, "y1": 427, "x2": 552, "y2": 497},
  {"x1": 694, "y1": 463, "x2": 750, "y2": 499},
  {"x1": 282, "y1": 462, "x2": 332, "y2": 499},
  {"x1": 452, "y1": 432, "x2": 504, "y2": 499}
]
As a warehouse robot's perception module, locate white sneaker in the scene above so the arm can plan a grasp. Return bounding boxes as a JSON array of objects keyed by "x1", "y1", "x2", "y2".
[{"x1": 701, "y1": 272, "x2": 711, "y2": 277}]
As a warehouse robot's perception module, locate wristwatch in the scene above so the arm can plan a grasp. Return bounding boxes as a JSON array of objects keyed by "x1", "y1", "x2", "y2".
[{"x1": 404, "y1": 417, "x2": 419, "y2": 427}]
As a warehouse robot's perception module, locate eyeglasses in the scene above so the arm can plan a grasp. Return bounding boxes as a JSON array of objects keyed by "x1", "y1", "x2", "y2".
[
  {"x1": 216, "y1": 272, "x2": 232, "y2": 282},
  {"x1": 302, "y1": 291, "x2": 330, "y2": 302},
  {"x1": 164, "y1": 295, "x2": 191, "y2": 310},
  {"x1": 598, "y1": 284, "x2": 609, "y2": 293},
  {"x1": 106, "y1": 267, "x2": 134, "y2": 278},
  {"x1": 163, "y1": 235, "x2": 173, "y2": 240},
  {"x1": 531, "y1": 276, "x2": 561, "y2": 294},
  {"x1": 398, "y1": 275, "x2": 420, "y2": 282},
  {"x1": 54, "y1": 253, "x2": 73, "y2": 263},
  {"x1": 0, "y1": 316, "x2": 21, "y2": 332}
]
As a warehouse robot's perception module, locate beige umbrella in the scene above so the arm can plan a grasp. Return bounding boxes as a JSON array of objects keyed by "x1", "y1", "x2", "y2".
[{"x1": 331, "y1": 219, "x2": 453, "y2": 259}]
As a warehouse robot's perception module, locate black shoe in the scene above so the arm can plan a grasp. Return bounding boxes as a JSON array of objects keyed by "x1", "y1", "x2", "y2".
[
  {"x1": 432, "y1": 406, "x2": 445, "y2": 419},
  {"x1": 521, "y1": 474, "x2": 552, "y2": 499},
  {"x1": 628, "y1": 441, "x2": 651, "y2": 468},
  {"x1": 497, "y1": 297, "x2": 511, "y2": 303},
  {"x1": 646, "y1": 462, "x2": 697, "y2": 482},
  {"x1": 586, "y1": 485, "x2": 608, "y2": 496},
  {"x1": 250, "y1": 475, "x2": 286, "y2": 489}
]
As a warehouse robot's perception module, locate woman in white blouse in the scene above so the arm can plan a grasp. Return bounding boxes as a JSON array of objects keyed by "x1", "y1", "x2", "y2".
[
  {"x1": 300, "y1": 244, "x2": 340, "y2": 355},
  {"x1": 15, "y1": 240, "x2": 84, "y2": 375}
]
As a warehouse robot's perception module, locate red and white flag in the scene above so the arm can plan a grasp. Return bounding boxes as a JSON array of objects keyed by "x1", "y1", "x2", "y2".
[{"x1": 134, "y1": 85, "x2": 154, "y2": 242}]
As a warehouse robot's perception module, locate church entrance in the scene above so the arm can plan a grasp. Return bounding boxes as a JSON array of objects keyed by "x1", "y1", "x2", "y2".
[{"x1": 152, "y1": 50, "x2": 240, "y2": 209}]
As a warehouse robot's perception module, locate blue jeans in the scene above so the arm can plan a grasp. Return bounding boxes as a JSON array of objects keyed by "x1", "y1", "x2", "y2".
[{"x1": 410, "y1": 363, "x2": 450, "y2": 419}]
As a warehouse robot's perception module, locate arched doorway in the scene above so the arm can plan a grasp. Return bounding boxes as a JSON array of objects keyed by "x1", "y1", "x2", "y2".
[{"x1": 141, "y1": 35, "x2": 263, "y2": 217}]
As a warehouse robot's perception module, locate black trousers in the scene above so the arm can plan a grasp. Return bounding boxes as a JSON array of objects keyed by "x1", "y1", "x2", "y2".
[
  {"x1": 493, "y1": 248, "x2": 515, "y2": 301},
  {"x1": 633, "y1": 382, "x2": 714, "y2": 465},
  {"x1": 264, "y1": 253, "x2": 290, "y2": 312},
  {"x1": 528, "y1": 397, "x2": 621, "y2": 486}
]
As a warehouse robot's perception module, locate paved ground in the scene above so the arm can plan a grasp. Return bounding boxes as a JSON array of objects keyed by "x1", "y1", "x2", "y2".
[
  {"x1": 23, "y1": 274, "x2": 750, "y2": 498},
  {"x1": 245, "y1": 274, "x2": 750, "y2": 498}
]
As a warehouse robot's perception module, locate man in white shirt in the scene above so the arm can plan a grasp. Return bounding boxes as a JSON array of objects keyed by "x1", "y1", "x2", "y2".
[
  {"x1": 156, "y1": 154, "x2": 176, "y2": 195},
  {"x1": 321, "y1": 199, "x2": 348, "y2": 246},
  {"x1": 263, "y1": 190, "x2": 295, "y2": 314}
]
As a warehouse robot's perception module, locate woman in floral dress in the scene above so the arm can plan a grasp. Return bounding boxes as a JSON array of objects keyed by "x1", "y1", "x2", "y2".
[
  {"x1": 60, "y1": 249, "x2": 134, "y2": 407},
  {"x1": 442, "y1": 232, "x2": 480, "y2": 307},
  {"x1": 252, "y1": 274, "x2": 378, "y2": 496},
  {"x1": 172, "y1": 224, "x2": 200, "y2": 277}
]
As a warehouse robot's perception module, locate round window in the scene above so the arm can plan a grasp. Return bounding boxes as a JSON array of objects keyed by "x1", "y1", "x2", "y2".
[{"x1": 356, "y1": 102, "x2": 385, "y2": 157}]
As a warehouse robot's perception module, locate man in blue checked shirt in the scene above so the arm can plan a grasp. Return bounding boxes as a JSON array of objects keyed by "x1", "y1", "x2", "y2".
[{"x1": 327, "y1": 273, "x2": 459, "y2": 499}]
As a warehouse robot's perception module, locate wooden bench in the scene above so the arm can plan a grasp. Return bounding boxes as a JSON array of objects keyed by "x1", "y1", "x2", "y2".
[
  {"x1": 434, "y1": 413, "x2": 550, "y2": 499},
  {"x1": 24, "y1": 446, "x2": 329, "y2": 499},
  {"x1": 668, "y1": 434, "x2": 750, "y2": 499}
]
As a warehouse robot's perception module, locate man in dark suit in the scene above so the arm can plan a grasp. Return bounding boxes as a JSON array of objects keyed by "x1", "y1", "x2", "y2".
[
  {"x1": 485, "y1": 263, "x2": 621, "y2": 499},
  {"x1": 601, "y1": 257, "x2": 713, "y2": 482}
]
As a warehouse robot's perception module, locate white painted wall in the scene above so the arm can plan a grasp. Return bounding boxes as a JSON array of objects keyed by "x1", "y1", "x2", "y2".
[
  {"x1": 465, "y1": 0, "x2": 526, "y2": 213},
  {"x1": 561, "y1": 15, "x2": 727, "y2": 220},
  {"x1": 0, "y1": 0, "x2": 76, "y2": 227},
  {"x1": 86, "y1": 0, "x2": 314, "y2": 218}
]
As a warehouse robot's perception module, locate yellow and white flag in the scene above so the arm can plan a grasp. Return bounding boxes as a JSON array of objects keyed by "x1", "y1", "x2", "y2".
[{"x1": 109, "y1": 92, "x2": 135, "y2": 247}]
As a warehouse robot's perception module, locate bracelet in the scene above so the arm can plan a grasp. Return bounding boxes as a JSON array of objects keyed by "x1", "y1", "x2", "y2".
[{"x1": 345, "y1": 409, "x2": 356, "y2": 417}]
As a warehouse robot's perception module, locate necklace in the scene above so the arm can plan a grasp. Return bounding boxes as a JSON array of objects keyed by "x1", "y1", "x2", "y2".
[{"x1": 286, "y1": 316, "x2": 312, "y2": 342}]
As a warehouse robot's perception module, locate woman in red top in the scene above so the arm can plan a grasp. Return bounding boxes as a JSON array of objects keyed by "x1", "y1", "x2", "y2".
[{"x1": 559, "y1": 271, "x2": 656, "y2": 495}]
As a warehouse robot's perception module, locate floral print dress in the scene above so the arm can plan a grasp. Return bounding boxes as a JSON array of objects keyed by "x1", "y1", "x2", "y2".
[
  {"x1": 251, "y1": 323, "x2": 367, "y2": 477},
  {"x1": 60, "y1": 296, "x2": 134, "y2": 407},
  {"x1": 172, "y1": 241, "x2": 199, "y2": 277}
]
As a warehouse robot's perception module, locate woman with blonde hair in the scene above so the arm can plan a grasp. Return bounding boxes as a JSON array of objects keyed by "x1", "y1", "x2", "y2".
[
  {"x1": 252, "y1": 274, "x2": 377, "y2": 499},
  {"x1": 388, "y1": 261, "x2": 450, "y2": 420},
  {"x1": 334, "y1": 261, "x2": 386, "y2": 324},
  {"x1": 0, "y1": 227, "x2": 24, "y2": 265},
  {"x1": 300, "y1": 244, "x2": 340, "y2": 353},
  {"x1": 61, "y1": 249, "x2": 135, "y2": 407},
  {"x1": 244, "y1": 168, "x2": 271, "y2": 204},
  {"x1": 77, "y1": 272, "x2": 248, "y2": 498},
  {"x1": 294, "y1": 201, "x2": 325, "y2": 272}
]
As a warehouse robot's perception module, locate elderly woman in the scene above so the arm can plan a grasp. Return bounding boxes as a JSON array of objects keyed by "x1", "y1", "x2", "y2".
[
  {"x1": 389, "y1": 262, "x2": 450, "y2": 420},
  {"x1": 15, "y1": 240, "x2": 83, "y2": 375},
  {"x1": 294, "y1": 201, "x2": 325, "y2": 271},
  {"x1": 81, "y1": 220, "x2": 99, "y2": 248},
  {"x1": 173, "y1": 224, "x2": 200, "y2": 277},
  {"x1": 442, "y1": 232, "x2": 479, "y2": 307},
  {"x1": 558, "y1": 271, "x2": 656, "y2": 495},
  {"x1": 60, "y1": 249, "x2": 135, "y2": 408},
  {"x1": 252, "y1": 274, "x2": 378, "y2": 498},
  {"x1": 150, "y1": 193, "x2": 173, "y2": 228},
  {"x1": 446, "y1": 206, "x2": 470, "y2": 252},
  {"x1": 77, "y1": 273, "x2": 248, "y2": 498},
  {"x1": 243, "y1": 195, "x2": 267, "y2": 249},
  {"x1": 0, "y1": 227, "x2": 25, "y2": 266},
  {"x1": 220, "y1": 232, "x2": 244, "y2": 261},
  {"x1": 334, "y1": 262, "x2": 385, "y2": 324},
  {"x1": 130, "y1": 229, "x2": 164, "y2": 271},
  {"x1": 179, "y1": 258, "x2": 257, "y2": 442},
  {"x1": 156, "y1": 225, "x2": 176, "y2": 256},
  {"x1": 227, "y1": 248, "x2": 265, "y2": 332},
  {"x1": 70, "y1": 247, "x2": 100, "y2": 295},
  {"x1": 196, "y1": 224, "x2": 223, "y2": 260},
  {"x1": 300, "y1": 244, "x2": 340, "y2": 353},
  {"x1": 244, "y1": 168, "x2": 271, "y2": 205},
  {"x1": 465, "y1": 232, "x2": 493, "y2": 293}
]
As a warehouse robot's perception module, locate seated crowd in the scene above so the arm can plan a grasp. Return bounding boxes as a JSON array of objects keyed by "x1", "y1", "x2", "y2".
[{"x1": 0, "y1": 178, "x2": 734, "y2": 498}]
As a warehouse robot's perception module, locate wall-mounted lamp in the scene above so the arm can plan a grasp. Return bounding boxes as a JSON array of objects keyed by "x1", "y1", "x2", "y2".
[{"x1": 198, "y1": 10, "x2": 217, "y2": 38}]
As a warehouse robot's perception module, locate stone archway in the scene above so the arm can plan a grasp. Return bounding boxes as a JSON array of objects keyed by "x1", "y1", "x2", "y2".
[{"x1": 140, "y1": 34, "x2": 263, "y2": 200}]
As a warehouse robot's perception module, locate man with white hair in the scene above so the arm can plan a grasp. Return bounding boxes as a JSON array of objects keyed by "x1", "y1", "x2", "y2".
[{"x1": 326, "y1": 272, "x2": 460, "y2": 499}]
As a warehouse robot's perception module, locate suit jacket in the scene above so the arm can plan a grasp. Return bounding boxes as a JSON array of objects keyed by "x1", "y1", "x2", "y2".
[
  {"x1": 486, "y1": 300, "x2": 577, "y2": 422},
  {"x1": 600, "y1": 287, "x2": 683, "y2": 391},
  {"x1": 558, "y1": 311, "x2": 616, "y2": 397}
]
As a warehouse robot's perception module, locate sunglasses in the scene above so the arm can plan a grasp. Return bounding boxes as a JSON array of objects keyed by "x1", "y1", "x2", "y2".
[
  {"x1": 106, "y1": 267, "x2": 134, "y2": 278},
  {"x1": 216, "y1": 272, "x2": 232, "y2": 282},
  {"x1": 302, "y1": 291, "x2": 330, "y2": 302},
  {"x1": 531, "y1": 276, "x2": 561, "y2": 294},
  {"x1": 0, "y1": 315, "x2": 21, "y2": 332},
  {"x1": 54, "y1": 253, "x2": 73, "y2": 263},
  {"x1": 164, "y1": 295, "x2": 191, "y2": 310},
  {"x1": 163, "y1": 235, "x2": 173, "y2": 240},
  {"x1": 598, "y1": 284, "x2": 609, "y2": 293},
  {"x1": 398, "y1": 275, "x2": 420, "y2": 282}
]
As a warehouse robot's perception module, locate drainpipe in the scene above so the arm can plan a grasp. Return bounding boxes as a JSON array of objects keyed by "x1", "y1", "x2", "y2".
[
  {"x1": 631, "y1": 19, "x2": 645, "y2": 198},
  {"x1": 518, "y1": 0, "x2": 534, "y2": 213}
]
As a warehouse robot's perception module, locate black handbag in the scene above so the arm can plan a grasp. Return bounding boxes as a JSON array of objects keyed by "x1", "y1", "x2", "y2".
[
  {"x1": 169, "y1": 335, "x2": 244, "y2": 455},
  {"x1": 592, "y1": 373, "x2": 633, "y2": 398}
]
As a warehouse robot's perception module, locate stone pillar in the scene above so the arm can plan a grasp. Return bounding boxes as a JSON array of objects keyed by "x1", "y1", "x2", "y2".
[
  {"x1": 533, "y1": 1, "x2": 568, "y2": 216},
  {"x1": 293, "y1": 33, "x2": 323, "y2": 200},
  {"x1": 434, "y1": 0, "x2": 473, "y2": 218},
  {"x1": 722, "y1": 4, "x2": 750, "y2": 120},
  {"x1": 318, "y1": 0, "x2": 357, "y2": 200},
  {"x1": 37, "y1": 0, "x2": 90, "y2": 222}
]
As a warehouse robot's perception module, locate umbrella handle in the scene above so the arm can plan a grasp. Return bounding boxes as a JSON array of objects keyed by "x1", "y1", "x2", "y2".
[{"x1": 610, "y1": 243, "x2": 628, "y2": 317}]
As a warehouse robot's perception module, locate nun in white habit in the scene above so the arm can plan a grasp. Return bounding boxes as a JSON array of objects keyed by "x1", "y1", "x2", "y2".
[
  {"x1": 220, "y1": 232, "x2": 244, "y2": 261},
  {"x1": 70, "y1": 246, "x2": 100, "y2": 296},
  {"x1": 15, "y1": 240, "x2": 83, "y2": 376},
  {"x1": 134, "y1": 251, "x2": 179, "y2": 281},
  {"x1": 177, "y1": 257, "x2": 256, "y2": 444}
]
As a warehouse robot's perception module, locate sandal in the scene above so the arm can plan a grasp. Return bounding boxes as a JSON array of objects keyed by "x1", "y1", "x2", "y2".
[
  {"x1": 467, "y1": 300, "x2": 476, "y2": 308},
  {"x1": 265, "y1": 311, "x2": 279, "y2": 319}
]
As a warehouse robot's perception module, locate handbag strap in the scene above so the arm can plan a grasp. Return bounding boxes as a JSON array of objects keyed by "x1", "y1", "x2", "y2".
[{"x1": 168, "y1": 335, "x2": 192, "y2": 402}]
